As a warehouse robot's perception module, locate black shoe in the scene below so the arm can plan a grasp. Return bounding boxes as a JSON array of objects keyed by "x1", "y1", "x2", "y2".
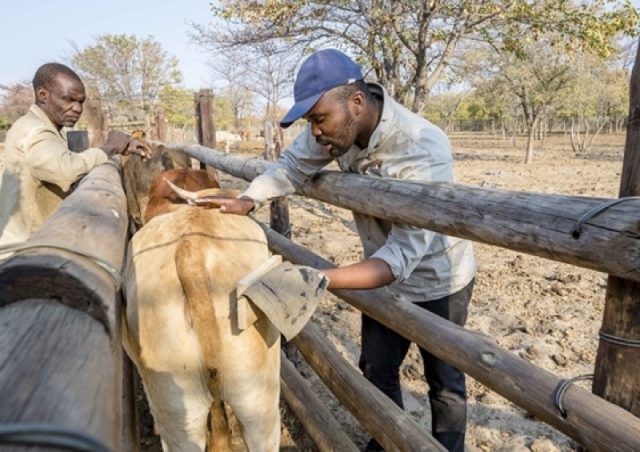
[{"x1": 365, "y1": 438, "x2": 384, "y2": 451}]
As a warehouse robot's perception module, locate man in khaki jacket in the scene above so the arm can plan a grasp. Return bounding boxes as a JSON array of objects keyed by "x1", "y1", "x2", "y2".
[{"x1": 0, "y1": 63, "x2": 149, "y2": 245}]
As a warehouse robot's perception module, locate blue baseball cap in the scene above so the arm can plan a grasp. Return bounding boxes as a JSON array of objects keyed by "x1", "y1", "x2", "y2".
[{"x1": 280, "y1": 49, "x2": 363, "y2": 128}]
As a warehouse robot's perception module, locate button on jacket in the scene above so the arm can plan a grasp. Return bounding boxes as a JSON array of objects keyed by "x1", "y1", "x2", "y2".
[
  {"x1": 243, "y1": 83, "x2": 476, "y2": 302},
  {"x1": 0, "y1": 104, "x2": 109, "y2": 245}
]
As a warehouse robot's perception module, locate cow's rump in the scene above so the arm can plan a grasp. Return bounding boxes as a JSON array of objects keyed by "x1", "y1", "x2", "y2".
[{"x1": 122, "y1": 200, "x2": 281, "y2": 451}]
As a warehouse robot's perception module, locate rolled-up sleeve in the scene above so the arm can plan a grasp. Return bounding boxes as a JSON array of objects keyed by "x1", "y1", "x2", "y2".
[
  {"x1": 242, "y1": 125, "x2": 333, "y2": 209},
  {"x1": 370, "y1": 224, "x2": 435, "y2": 283},
  {"x1": 24, "y1": 127, "x2": 108, "y2": 192}
]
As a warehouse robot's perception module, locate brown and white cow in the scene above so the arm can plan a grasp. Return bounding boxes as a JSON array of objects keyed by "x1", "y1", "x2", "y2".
[{"x1": 121, "y1": 151, "x2": 281, "y2": 451}]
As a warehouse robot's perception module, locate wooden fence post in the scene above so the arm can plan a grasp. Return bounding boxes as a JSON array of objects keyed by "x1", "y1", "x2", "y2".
[
  {"x1": 194, "y1": 89, "x2": 217, "y2": 174},
  {"x1": 264, "y1": 120, "x2": 291, "y2": 238},
  {"x1": 100, "y1": 106, "x2": 110, "y2": 143},
  {"x1": 592, "y1": 43, "x2": 640, "y2": 416},
  {"x1": 0, "y1": 163, "x2": 128, "y2": 450},
  {"x1": 156, "y1": 108, "x2": 167, "y2": 142}
]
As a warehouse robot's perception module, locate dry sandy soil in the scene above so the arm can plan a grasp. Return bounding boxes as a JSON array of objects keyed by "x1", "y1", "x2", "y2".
[{"x1": 0, "y1": 133, "x2": 628, "y2": 451}]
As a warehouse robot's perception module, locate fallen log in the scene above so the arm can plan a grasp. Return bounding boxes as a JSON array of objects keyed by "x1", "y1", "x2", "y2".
[
  {"x1": 168, "y1": 144, "x2": 640, "y2": 284},
  {"x1": 0, "y1": 163, "x2": 128, "y2": 450},
  {"x1": 263, "y1": 225, "x2": 640, "y2": 452}
]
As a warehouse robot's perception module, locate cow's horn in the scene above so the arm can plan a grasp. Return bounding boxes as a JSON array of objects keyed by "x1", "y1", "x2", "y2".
[{"x1": 164, "y1": 178, "x2": 199, "y2": 201}]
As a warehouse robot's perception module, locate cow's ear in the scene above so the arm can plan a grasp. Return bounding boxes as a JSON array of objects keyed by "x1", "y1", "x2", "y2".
[{"x1": 161, "y1": 153, "x2": 175, "y2": 171}]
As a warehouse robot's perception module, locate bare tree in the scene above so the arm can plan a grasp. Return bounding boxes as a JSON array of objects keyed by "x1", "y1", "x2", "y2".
[
  {"x1": 191, "y1": 0, "x2": 636, "y2": 113},
  {"x1": 208, "y1": 50, "x2": 255, "y2": 132},
  {"x1": 0, "y1": 83, "x2": 33, "y2": 123}
]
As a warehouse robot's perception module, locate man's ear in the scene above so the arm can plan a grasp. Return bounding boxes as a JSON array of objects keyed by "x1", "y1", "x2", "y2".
[
  {"x1": 351, "y1": 91, "x2": 365, "y2": 116},
  {"x1": 36, "y1": 86, "x2": 48, "y2": 104}
]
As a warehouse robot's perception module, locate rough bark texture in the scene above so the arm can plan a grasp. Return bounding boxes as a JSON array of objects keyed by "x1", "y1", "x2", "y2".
[
  {"x1": 593, "y1": 44, "x2": 640, "y2": 416},
  {"x1": 168, "y1": 144, "x2": 640, "y2": 283},
  {"x1": 280, "y1": 354, "x2": 359, "y2": 452},
  {"x1": 0, "y1": 163, "x2": 128, "y2": 450},
  {"x1": 264, "y1": 226, "x2": 640, "y2": 452}
]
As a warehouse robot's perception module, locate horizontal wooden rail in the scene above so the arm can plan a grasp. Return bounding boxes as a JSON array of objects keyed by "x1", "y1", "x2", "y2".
[
  {"x1": 291, "y1": 321, "x2": 445, "y2": 451},
  {"x1": 167, "y1": 144, "x2": 640, "y2": 283},
  {"x1": 280, "y1": 353, "x2": 359, "y2": 452},
  {"x1": 0, "y1": 163, "x2": 128, "y2": 450},
  {"x1": 262, "y1": 225, "x2": 640, "y2": 452}
]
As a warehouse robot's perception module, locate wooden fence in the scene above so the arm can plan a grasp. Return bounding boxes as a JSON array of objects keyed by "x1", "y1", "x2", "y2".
[
  {"x1": 166, "y1": 141, "x2": 640, "y2": 451},
  {"x1": 0, "y1": 163, "x2": 129, "y2": 450}
]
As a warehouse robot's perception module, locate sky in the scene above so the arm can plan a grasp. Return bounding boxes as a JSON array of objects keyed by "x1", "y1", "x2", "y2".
[
  {"x1": 2, "y1": 0, "x2": 640, "y2": 92},
  {"x1": 0, "y1": 0, "x2": 218, "y2": 89}
]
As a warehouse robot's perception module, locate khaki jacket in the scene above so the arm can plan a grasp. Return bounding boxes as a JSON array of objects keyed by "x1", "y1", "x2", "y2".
[
  {"x1": 243, "y1": 84, "x2": 476, "y2": 302},
  {"x1": 0, "y1": 104, "x2": 108, "y2": 245}
]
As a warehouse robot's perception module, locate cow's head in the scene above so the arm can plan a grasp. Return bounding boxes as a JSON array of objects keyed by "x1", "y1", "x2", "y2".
[
  {"x1": 143, "y1": 168, "x2": 220, "y2": 223},
  {"x1": 123, "y1": 143, "x2": 211, "y2": 230}
]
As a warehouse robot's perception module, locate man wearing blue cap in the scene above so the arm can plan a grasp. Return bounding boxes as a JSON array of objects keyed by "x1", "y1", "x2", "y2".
[{"x1": 199, "y1": 49, "x2": 476, "y2": 451}]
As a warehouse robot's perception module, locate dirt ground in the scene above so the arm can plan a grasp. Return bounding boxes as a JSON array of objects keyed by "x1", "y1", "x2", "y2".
[{"x1": 0, "y1": 132, "x2": 627, "y2": 451}]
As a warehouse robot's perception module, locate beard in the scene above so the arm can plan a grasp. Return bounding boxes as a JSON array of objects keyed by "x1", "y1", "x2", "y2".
[{"x1": 318, "y1": 108, "x2": 358, "y2": 157}]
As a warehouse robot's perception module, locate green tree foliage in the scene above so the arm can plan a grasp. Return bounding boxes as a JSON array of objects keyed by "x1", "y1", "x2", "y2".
[
  {"x1": 556, "y1": 54, "x2": 630, "y2": 151},
  {"x1": 194, "y1": 0, "x2": 638, "y2": 114},
  {"x1": 158, "y1": 86, "x2": 195, "y2": 128},
  {"x1": 489, "y1": 39, "x2": 580, "y2": 163},
  {"x1": 72, "y1": 34, "x2": 182, "y2": 120}
]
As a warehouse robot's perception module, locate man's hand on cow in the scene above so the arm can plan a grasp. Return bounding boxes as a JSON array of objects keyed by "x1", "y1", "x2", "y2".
[
  {"x1": 100, "y1": 130, "x2": 152, "y2": 161},
  {"x1": 188, "y1": 196, "x2": 255, "y2": 215}
]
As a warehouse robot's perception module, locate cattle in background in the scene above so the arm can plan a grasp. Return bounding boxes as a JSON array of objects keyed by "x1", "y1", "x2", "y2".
[{"x1": 121, "y1": 149, "x2": 281, "y2": 451}]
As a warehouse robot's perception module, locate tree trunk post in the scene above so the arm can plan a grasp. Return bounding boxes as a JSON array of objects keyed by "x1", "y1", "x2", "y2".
[
  {"x1": 593, "y1": 43, "x2": 640, "y2": 416},
  {"x1": 100, "y1": 106, "x2": 110, "y2": 144},
  {"x1": 194, "y1": 89, "x2": 217, "y2": 174},
  {"x1": 264, "y1": 120, "x2": 291, "y2": 238},
  {"x1": 155, "y1": 108, "x2": 167, "y2": 142}
]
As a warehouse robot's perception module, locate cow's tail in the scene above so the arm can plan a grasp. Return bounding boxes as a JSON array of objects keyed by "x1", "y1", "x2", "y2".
[{"x1": 175, "y1": 237, "x2": 232, "y2": 452}]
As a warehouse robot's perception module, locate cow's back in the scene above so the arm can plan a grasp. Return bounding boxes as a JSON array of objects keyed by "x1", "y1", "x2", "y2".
[{"x1": 123, "y1": 201, "x2": 280, "y2": 451}]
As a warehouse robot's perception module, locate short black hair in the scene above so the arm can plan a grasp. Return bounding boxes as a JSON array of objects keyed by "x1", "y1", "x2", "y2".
[
  {"x1": 32, "y1": 63, "x2": 82, "y2": 91},
  {"x1": 335, "y1": 80, "x2": 376, "y2": 105}
]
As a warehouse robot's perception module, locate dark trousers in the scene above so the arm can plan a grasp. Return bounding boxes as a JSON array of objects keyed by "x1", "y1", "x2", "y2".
[{"x1": 359, "y1": 280, "x2": 474, "y2": 452}]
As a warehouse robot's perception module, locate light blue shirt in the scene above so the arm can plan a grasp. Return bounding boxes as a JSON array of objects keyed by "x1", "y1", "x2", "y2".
[{"x1": 243, "y1": 84, "x2": 476, "y2": 301}]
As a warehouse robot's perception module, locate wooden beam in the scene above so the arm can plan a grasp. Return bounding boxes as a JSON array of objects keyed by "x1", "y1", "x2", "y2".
[
  {"x1": 292, "y1": 322, "x2": 445, "y2": 451},
  {"x1": 194, "y1": 89, "x2": 217, "y2": 175},
  {"x1": 155, "y1": 108, "x2": 167, "y2": 142},
  {"x1": 593, "y1": 43, "x2": 640, "y2": 416},
  {"x1": 167, "y1": 144, "x2": 640, "y2": 284},
  {"x1": 264, "y1": 120, "x2": 292, "y2": 238},
  {"x1": 280, "y1": 353, "x2": 359, "y2": 452},
  {"x1": 0, "y1": 163, "x2": 128, "y2": 450},
  {"x1": 263, "y1": 225, "x2": 640, "y2": 451}
]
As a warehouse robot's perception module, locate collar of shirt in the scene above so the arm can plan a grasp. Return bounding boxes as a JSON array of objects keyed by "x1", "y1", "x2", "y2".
[
  {"x1": 365, "y1": 83, "x2": 396, "y2": 154},
  {"x1": 29, "y1": 104, "x2": 67, "y2": 142}
]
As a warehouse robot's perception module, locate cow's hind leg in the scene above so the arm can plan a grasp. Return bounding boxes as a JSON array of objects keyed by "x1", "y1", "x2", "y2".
[
  {"x1": 230, "y1": 385, "x2": 280, "y2": 452},
  {"x1": 224, "y1": 339, "x2": 281, "y2": 452}
]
